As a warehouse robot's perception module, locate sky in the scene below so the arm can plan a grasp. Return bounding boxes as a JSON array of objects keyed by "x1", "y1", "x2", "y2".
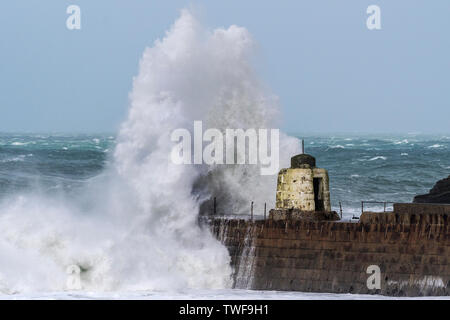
[{"x1": 0, "y1": 1, "x2": 449, "y2": 134}]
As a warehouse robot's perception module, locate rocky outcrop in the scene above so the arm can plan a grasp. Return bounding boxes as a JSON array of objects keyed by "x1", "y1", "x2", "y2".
[{"x1": 414, "y1": 175, "x2": 450, "y2": 204}]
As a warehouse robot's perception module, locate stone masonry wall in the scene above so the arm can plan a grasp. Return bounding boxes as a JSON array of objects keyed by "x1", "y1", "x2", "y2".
[
  {"x1": 276, "y1": 168, "x2": 331, "y2": 212},
  {"x1": 208, "y1": 211, "x2": 450, "y2": 296}
]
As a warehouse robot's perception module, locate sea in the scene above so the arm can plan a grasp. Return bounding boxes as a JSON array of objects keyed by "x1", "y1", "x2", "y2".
[
  {"x1": 1, "y1": 133, "x2": 448, "y2": 216},
  {"x1": 0, "y1": 133, "x2": 448, "y2": 299}
]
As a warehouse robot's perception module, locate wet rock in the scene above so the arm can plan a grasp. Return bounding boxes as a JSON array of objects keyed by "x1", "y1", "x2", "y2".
[{"x1": 414, "y1": 175, "x2": 450, "y2": 204}]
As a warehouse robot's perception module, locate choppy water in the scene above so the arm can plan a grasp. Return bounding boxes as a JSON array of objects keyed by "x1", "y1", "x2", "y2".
[
  {"x1": 4, "y1": 9, "x2": 450, "y2": 299},
  {"x1": 1, "y1": 288, "x2": 449, "y2": 300},
  {"x1": 305, "y1": 134, "x2": 450, "y2": 217},
  {"x1": 1, "y1": 133, "x2": 448, "y2": 218},
  {"x1": 0, "y1": 132, "x2": 449, "y2": 299},
  {"x1": 0, "y1": 134, "x2": 113, "y2": 198}
]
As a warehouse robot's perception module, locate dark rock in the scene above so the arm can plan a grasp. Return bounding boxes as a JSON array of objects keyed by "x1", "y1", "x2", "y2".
[{"x1": 413, "y1": 175, "x2": 450, "y2": 204}]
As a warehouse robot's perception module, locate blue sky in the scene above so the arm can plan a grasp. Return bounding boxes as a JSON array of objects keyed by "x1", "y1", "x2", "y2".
[{"x1": 0, "y1": 1, "x2": 449, "y2": 133}]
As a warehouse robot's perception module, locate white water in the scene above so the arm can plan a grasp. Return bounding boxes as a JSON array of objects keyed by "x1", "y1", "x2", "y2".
[
  {"x1": 2, "y1": 289, "x2": 449, "y2": 300},
  {"x1": 234, "y1": 226, "x2": 256, "y2": 289},
  {"x1": 0, "y1": 9, "x2": 300, "y2": 296}
]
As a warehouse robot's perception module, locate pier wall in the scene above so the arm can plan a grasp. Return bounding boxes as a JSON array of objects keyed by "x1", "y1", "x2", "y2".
[{"x1": 209, "y1": 204, "x2": 450, "y2": 296}]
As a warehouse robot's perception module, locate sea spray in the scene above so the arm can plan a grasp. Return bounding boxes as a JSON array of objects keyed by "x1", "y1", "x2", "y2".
[
  {"x1": 112, "y1": 7, "x2": 299, "y2": 287},
  {"x1": 0, "y1": 9, "x2": 300, "y2": 294}
]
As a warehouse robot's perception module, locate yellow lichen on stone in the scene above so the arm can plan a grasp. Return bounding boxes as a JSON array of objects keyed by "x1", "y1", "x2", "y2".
[{"x1": 276, "y1": 167, "x2": 331, "y2": 212}]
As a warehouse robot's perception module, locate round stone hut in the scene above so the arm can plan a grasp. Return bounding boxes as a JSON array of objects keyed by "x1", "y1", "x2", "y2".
[{"x1": 276, "y1": 153, "x2": 331, "y2": 212}]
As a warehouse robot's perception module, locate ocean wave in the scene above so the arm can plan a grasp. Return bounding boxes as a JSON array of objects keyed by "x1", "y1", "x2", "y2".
[
  {"x1": 0, "y1": 154, "x2": 33, "y2": 163},
  {"x1": 10, "y1": 142, "x2": 29, "y2": 146},
  {"x1": 368, "y1": 156, "x2": 387, "y2": 161},
  {"x1": 0, "y1": 9, "x2": 300, "y2": 294},
  {"x1": 357, "y1": 156, "x2": 387, "y2": 162},
  {"x1": 428, "y1": 144, "x2": 444, "y2": 149},
  {"x1": 0, "y1": 157, "x2": 25, "y2": 163}
]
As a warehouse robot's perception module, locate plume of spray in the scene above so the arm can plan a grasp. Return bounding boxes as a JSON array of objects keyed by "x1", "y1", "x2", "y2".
[
  {"x1": 117, "y1": 9, "x2": 299, "y2": 215},
  {"x1": 0, "y1": 9, "x2": 300, "y2": 294}
]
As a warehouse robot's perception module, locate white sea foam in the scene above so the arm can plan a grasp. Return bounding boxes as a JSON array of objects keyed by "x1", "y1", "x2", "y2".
[
  {"x1": 0, "y1": 10, "x2": 299, "y2": 295},
  {"x1": 0, "y1": 154, "x2": 33, "y2": 163},
  {"x1": 394, "y1": 139, "x2": 408, "y2": 145},
  {"x1": 0, "y1": 157, "x2": 25, "y2": 163},
  {"x1": 2, "y1": 288, "x2": 449, "y2": 300},
  {"x1": 428, "y1": 144, "x2": 444, "y2": 149},
  {"x1": 368, "y1": 156, "x2": 387, "y2": 161}
]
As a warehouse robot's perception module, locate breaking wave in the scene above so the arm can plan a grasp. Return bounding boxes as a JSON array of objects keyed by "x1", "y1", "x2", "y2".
[
  {"x1": 368, "y1": 156, "x2": 387, "y2": 161},
  {"x1": 0, "y1": 9, "x2": 299, "y2": 294}
]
